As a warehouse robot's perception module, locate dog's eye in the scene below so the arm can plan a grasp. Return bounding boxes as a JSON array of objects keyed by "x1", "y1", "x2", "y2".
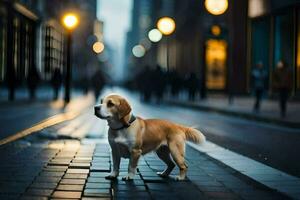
[{"x1": 107, "y1": 100, "x2": 114, "y2": 107}]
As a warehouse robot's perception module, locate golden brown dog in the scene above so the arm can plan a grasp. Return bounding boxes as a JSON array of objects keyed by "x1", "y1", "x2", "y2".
[{"x1": 94, "y1": 94, "x2": 205, "y2": 181}]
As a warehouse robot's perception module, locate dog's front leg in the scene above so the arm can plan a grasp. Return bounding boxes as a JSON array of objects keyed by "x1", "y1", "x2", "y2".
[
  {"x1": 106, "y1": 140, "x2": 121, "y2": 179},
  {"x1": 122, "y1": 148, "x2": 142, "y2": 181}
]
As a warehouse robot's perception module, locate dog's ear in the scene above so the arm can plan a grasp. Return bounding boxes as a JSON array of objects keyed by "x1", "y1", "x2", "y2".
[{"x1": 118, "y1": 98, "x2": 131, "y2": 119}]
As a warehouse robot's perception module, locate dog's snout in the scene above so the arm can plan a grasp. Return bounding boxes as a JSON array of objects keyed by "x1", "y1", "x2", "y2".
[{"x1": 94, "y1": 105, "x2": 100, "y2": 112}]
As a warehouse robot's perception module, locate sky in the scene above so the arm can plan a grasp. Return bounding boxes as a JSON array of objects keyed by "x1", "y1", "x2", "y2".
[{"x1": 97, "y1": 0, "x2": 132, "y2": 81}]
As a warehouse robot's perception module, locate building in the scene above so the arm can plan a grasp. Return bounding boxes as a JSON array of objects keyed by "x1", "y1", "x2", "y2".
[
  {"x1": 0, "y1": 0, "x2": 100, "y2": 100},
  {"x1": 127, "y1": 0, "x2": 300, "y2": 98},
  {"x1": 248, "y1": 0, "x2": 300, "y2": 96}
]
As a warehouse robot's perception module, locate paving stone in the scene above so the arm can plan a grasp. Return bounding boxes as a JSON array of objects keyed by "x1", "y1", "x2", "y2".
[
  {"x1": 60, "y1": 179, "x2": 86, "y2": 185},
  {"x1": 25, "y1": 188, "x2": 53, "y2": 196},
  {"x1": 86, "y1": 182, "x2": 111, "y2": 189},
  {"x1": 82, "y1": 197, "x2": 110, "y2": 200},
  {"x1": 69, "y1": 163, "x2": 90, "y2": 168},
  {"x1": 114, "y1": 191, "x2": 151, "y2": 199},
  {"x1": 39, "y1": 171, "x2": 65, "y2": 177},
  {"x1": 56, "y1": 184, "x2": 84, "y2": 191},
  {"x1": 146, "y1": 183, "x2": 172, "y2": 191},
  {"x1": 83, "y1": 188, "x2": 111, "y2": 198},
  {"x1": 114, "y1": 184, "x2": 147, "y2": 191},
  {"x1": 34, "y1": 176, "x2": 61, "y2": 183},
  {"x1": 63, "y1": 173, "x2": 88, "y2": 179},
  {"x1": 89, "y1": 172, "x2": 109, "y2": 178},
  {"x1": 30, "y1": 182, "x2": 58, "y2": 189},
  {"x1": 204, "y1": 191, "x2": 241, "y2": 199},
  {"x1": 20, "y1": 196, "x2": 48, "y2": 200},
  {"x1": 52, "y1": 191, "x2": 82, "y2": 199},
  {"x1": 87, "y1": 177, "x2": 111, "y2": 184},
  {"x1": 66, "y1": 169, "x2": 89, "y2": 174}
]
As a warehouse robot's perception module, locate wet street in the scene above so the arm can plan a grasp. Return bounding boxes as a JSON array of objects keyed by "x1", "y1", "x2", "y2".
[{"x1": 0, "y1": 88, "x2": 300, "y2": 199}]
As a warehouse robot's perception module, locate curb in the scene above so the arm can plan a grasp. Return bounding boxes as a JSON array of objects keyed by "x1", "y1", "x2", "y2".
[{"x1": 166, "y1": 100, "x2": 300, "y2": 129}]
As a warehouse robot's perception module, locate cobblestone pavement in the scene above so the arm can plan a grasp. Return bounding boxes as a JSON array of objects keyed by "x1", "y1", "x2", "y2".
[{"x1": 0, "y1": 137, "x2": 289, "y2": 200}]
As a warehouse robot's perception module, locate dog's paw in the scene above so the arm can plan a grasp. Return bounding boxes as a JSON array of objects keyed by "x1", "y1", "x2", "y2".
[
  {"x1": 105, "y1": 175, "x2": 118, "y2": 180},
  {"x1": 122, "y1": 176, "x2": 134, "y2": 181},
  {"x1": 157, "y1": 171, "x2": 169, "y2": 178},
  {"x1": 175, "y1": 176, "x2": 186, "y2": 181}
]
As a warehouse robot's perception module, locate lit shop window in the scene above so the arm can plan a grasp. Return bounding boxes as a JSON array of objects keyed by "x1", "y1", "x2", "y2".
[{"x1": 205, "y1": 39, "x2": 227, "y2": 90}]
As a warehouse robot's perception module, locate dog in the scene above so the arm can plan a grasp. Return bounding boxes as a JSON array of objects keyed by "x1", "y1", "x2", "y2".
[{"x1": 94, "y1": 94, "x2": 205, "y2": 181}]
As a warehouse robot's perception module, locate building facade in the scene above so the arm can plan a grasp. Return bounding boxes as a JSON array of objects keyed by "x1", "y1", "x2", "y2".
[
  {"x1": 127, "y1": 0, "x2": 300, "y2": 98},
  {"x1": 0, "y1": 0, "x2": 100, "y2": 100}
]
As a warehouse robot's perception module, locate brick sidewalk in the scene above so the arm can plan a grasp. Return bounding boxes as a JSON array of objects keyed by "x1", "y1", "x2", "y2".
[{"x1": 0, "y1": 138, "x2": 289, "y2": 200}]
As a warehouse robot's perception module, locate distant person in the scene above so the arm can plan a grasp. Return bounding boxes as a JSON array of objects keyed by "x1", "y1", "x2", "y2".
[
  {"x1": 272, "y1": 60, "x2": 293, "y2": 117},
  {"x1": 251, "y1": 62, "x2": 267, "y2": 112},
  {"x1": 138, "y1": 66, "x2": 152, "y2": 102},
  {"x1": 91, "y1": 69, "x2": 105, "y2": 101},
  {"x1": 153, "y1": 65, "x2": 166, "y2": 103},
  {"x1": 186, "y1": 72, "x2": 199, "y2": 101},
  {"x1": 169, "y1": 71, "x2": 182, "y2": 98},
  {"x1": 51, "y1": 68, "x2": 62, "y2": 100},
  {"x1": 27, "y1": 67, "x2": 40, "y2": 100}
]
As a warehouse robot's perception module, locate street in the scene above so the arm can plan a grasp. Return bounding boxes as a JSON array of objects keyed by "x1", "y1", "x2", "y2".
[{"x1": 0, "y1": 88, "x2": 299, "y2": 199}]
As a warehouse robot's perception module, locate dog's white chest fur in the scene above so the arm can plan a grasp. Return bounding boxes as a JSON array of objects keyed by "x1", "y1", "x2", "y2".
[{"x1": 114, "y1": 129, "x2": 136, "y2": 148}]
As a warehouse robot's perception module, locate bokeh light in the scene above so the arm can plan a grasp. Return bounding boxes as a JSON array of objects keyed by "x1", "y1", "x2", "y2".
[
  {"x1": 157, "y1": 17, "x2": 176, "y2": 35},
  {"x1": 205, "y1": 0, "x2": 228, "y2": 15},
  {"x1": 211, "y1": 25, "x2": 221, "y2": 36},
  {"x1": 62, "y1": 13, "x2": 79, "y2": 29},
  {"x1": 132, "y1": 45, "x2": 146, "y2": 58},
  {"x1": 93, "y1": 42, "x2": 105, "y2": 54},
  {"x1": 148, "y1": 29, "x2": 162, "y2": 42}
]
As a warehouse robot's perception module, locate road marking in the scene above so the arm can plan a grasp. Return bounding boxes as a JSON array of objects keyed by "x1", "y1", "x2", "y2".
[
  {"x1": 188, "y1": 141, "x2": 300, "y2": 199},
  {"x1": 0, "y1": 111, "x2": 80, "y2": 146}
]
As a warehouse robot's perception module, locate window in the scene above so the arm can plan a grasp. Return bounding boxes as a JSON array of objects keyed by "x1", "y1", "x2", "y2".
[
  {"x1": 205, "y1": 39, "x2": 227, "y2": 90},
  {"x1": 273, "y1": 12, "x2": 294, "y2": 69},
  {"x1": 250, "y1": 17, "x2": 271, "y2": 87}
]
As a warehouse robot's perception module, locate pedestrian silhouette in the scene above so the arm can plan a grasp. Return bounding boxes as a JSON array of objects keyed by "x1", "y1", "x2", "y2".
[
  {"x1": 51, "y1": 68, "x2": 62, "y2": 100},
  {"x1": 272, "y1": 60, "x2": 293, "y2": 118},
  {"x1": 137, "y1": 66, "x2": 152, "y2": 102},
  {"x1": 251, "y1": 62, "x2": 267, "y2": 112},
  {"x1": 27, "y1": 67, "x2": 40, "y2": 100},
  {"x1": 153, "y1": 65, "x2": 166, "y2": 103},
  {"x1": 91, "y1": 69, "x2": 105, "y2": 102},
  {"x1": 185, "y1": 72, "x2": 199, "y2": 101}
]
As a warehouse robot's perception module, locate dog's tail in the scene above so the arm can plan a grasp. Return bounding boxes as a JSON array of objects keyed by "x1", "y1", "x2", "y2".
[{"x1": 184, "y1": 127, "x2": 206, "y2": 144}]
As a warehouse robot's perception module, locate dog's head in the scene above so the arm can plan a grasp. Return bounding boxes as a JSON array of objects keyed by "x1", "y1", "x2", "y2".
[{"x1": 94, "y1": 94, "x2": 131, "y2": 121}]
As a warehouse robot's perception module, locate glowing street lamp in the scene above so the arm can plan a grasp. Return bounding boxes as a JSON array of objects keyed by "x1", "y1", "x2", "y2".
[
  {"x1": 93, "y1": 42, "x2": 105, "y2": 54},
  {"x1": 156, "y1": 17, "x2": 176, "y2": 71},
  {"x1": 62, "y1": 13, "x2": 79, "y2": 30},
  {"x1": 62, "y1": 12, "x2": 79, "y2": 103},
  {"x1": 205, "y1": 0, "x2": 228, "y2": 15},
  {"x1": 157, "y1": 17, "x2": 176, "y2": 36},
  {"x1": 132, "y1": 45, "x2": 146, "y2": 58},
  {"x1": 148, "y1": 28, "x2": 162, "y2": 43}
]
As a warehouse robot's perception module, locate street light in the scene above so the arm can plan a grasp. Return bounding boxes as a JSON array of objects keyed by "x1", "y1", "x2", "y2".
[
  {"x1": 62, "y1": 13, "x2": 79, "y2": 104},
  {"x1": 157, "y1": 17, "x2": 176, "y2": 35},
  {"x1": 205, "y1": 0, "x2": 228, "y2": 15},
  {"x1": 157, "y1": 17, "x2": 176, "y2": 71},
  {"x1": 132, "y1": 45, "x2": 146, "y2": 58},
  {"x1": 148, "y1": 28, "x2": 162, "y2": 43},
  {"x1": 93, "y1": 42, "x2": 105, "y2": 54}
]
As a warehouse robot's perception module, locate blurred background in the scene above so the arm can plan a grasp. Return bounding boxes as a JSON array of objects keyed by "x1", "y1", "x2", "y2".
[{"x1": 0, "y1": 0, "x2": 300, "y2": 107}]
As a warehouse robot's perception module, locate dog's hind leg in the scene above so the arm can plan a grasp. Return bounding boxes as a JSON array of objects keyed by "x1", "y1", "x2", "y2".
[
  {"x1": 168, "y1": 139, "x2": 188, "y2": 181},
  {"x1": 156, "y1": 145, "x2": 175, "y2": 177}
]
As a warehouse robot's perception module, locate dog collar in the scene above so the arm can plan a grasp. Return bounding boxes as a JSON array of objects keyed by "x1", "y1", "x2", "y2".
[{"x1": 109, "y1": 114, "x2": 136, "y2": 131}]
